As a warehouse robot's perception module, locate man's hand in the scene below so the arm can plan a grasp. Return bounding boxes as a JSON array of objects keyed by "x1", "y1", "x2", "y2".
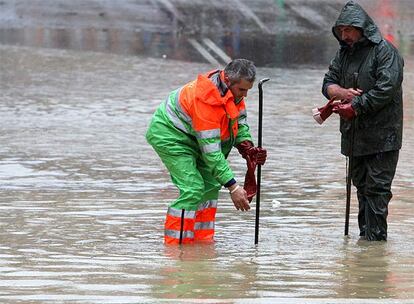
[
  {"x1": 312, "y1": 96, "x2": 337, "y2": 124},
  {"x1": 341, "y1": 88, "x2": 363, "y2": 103},
  {"x1": 333, "y1": 102, "x2": 356, "y2": 120},
  {"x1": 228, "y1": 184, "x2": 250, "y2": 211},
  {"x1": 327, "y1": 84, "x2": 363, "y2": 103}
]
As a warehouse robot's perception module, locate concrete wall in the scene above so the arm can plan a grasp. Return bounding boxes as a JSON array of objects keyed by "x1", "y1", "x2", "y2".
[{"x1": 1, "y1": 0, "x2": 413, "y2": 66}]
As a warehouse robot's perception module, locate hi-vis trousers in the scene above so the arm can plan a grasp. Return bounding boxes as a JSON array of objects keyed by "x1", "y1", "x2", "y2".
[
  {"x1": 147, "y1": 123, "x2": 222, "y2": 244},
  {"x1": 157, "y1": 148, "x2": 221, "y2": 244}
]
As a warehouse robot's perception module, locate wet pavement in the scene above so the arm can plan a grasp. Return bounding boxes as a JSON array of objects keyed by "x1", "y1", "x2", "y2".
[{"x1": 0, "y1": 44, "x2": 414, "y2": 302}]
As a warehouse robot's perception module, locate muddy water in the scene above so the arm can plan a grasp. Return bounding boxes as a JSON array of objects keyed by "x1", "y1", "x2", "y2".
[{"x1": 0, "y1": 45, "x2": 414, "y2": 303}]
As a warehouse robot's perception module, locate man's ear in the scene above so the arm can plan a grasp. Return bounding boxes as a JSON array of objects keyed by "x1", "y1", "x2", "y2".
[{"x1": 223, "y1": 74, "x2": 231, "y2": 87}]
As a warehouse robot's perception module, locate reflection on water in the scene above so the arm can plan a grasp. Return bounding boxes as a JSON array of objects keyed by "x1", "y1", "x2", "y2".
[
  {"x1": 336, "y1": 240, "x2": 414, "y2": 299},
  {"x1": 0, "y1": 45, "x2": 414, "y2": 302}
]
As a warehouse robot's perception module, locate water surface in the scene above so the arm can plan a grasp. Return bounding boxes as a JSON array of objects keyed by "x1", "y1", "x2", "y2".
[{"x1": 0, "y1": 45, "x2": 414, "y2": 303}]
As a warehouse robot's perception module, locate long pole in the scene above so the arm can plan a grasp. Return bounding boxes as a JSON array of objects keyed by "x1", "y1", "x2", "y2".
[
  {"x1": 255, "y1": 78, "x2": 270, "y2": 245},
  {"x1": 344, "y1": 72, "x2": 358, "y2": 236}
]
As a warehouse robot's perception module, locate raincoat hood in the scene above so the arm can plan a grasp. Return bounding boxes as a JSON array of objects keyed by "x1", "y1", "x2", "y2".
[
  {"x1": 332, "y1": 1, "x2": 382, "y2": 46},
  {"x1": 194, "y1": 71, "x2": 240, "y2": 120},
  {"x1": 195, "y1": 72, "x2": 234, "y2": 107}
]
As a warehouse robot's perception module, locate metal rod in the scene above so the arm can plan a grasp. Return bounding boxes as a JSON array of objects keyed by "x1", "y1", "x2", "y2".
[
  {"x1": 179, "y1": 209, "x2": 185, "y2": 244},
  {"x1": 255, "y1": 77, "x2": 270, "y2": 245},
  {"x1": 344, "y1": 72, "x2": 358, "y2": 236}
]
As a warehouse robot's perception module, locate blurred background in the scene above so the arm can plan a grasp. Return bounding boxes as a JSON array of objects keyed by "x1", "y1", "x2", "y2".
[{"x1": 1, "y1": 0, "x2": 413, "y2": 66}]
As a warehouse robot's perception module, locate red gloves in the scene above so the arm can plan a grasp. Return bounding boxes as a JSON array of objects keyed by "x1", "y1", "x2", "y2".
[
  {"x1": 312, "y1": 96, "x2": 336, "y2": 124},
  {"x1": 243, "y1": 157, "x2": 257, "y2": 203},
  {"x1": 313, "y1": 96, "x2": 357, "y2": 123},
  {"x1": 236, "y1": 141, "x2": 267, "y2": 165},
  {"x1": 333, "y1": 102, "x2": 356, "y2": 120},
  {"x1": 256, "y1": 149, "x2": 267, "y2": 165},
  {"x1": 236, "y1": 141, "x2": 267, "y2": 202}
]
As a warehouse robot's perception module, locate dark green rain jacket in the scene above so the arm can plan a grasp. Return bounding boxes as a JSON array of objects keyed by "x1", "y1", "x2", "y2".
[{"x1": 322, "y1": 1, "x2": 404, "y2": 156}]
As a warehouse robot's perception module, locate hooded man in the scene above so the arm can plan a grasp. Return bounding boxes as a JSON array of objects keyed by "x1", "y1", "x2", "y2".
[
  {"x1": 146, "y1": 59, "x2": 267, "y2": 245},
  {"x1": 321, "y1": 1, "x2": 404, "y2": 241}
]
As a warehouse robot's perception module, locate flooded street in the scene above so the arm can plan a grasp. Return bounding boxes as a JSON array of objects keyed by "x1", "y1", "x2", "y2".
[{"x1": 1, "y1": 44, "x2": 414, "y2": 303}]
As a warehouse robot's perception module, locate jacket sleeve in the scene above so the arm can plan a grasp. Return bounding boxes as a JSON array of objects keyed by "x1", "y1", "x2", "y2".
[
  {"x1": 234, "y1": 102, "x2": 253, "y2": 146},
  {"x1": 352, "y1": 43, "x2": 404, "y2": 115},
  {"x1": 192, "y1": 110, "x2": 235, "y2": 186},
  {"x1": 322, "y1": 50, "x2": 342, "y2": 99},
  {"x1": 196, "y1": 132, "x2": 235, "y2": 186}
]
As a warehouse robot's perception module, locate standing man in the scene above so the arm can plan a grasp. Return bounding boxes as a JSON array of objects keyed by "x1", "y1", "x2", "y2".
[
  {"x1": 321, "y1": 1, "x2": 404, "y2": 241},
  {"x1": 146, "y1": 59, "x2": 267, "y2": 245}
]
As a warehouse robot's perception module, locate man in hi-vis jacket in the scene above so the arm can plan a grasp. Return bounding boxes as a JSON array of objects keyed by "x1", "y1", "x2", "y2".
[
  {"x1": 320, "y1": 1, "x2": 404, "y2": 241},
  {"x1": 146, "y1": 59, "x2": 267, "y2": 245}
]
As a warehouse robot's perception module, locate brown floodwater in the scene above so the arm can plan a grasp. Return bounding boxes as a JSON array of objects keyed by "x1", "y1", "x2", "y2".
[{"x1": 0, "y1": 45, "x2": 413, "y2": 303}]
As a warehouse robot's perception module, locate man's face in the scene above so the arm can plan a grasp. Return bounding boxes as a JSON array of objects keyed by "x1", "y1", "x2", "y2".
[
  {"x1": 337, "y1": 25, "x2": 363, "y2": 47},
  {"x1": 228, "y1": 79, "x2": 254, "y2": 103}
]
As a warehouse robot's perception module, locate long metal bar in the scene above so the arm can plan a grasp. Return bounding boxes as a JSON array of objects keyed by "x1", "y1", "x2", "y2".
[
  {"x1": 344, "y1": 72, "x2": 358, "y2": 236},
  {"x1": 255, "y1": 78, "x2": 270, "y2": 245}
]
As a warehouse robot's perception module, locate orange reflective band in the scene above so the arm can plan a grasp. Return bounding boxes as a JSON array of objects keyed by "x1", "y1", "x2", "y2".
[
  {"x1": 194, "y1": 229, "x2": 215, "y2": 242},
  {"x1": 165, "y1": 214, "x2": 195, "y2": 231},
  {"x1": 195, "y1": 207, "x2": 217, "y2": 223},
  {"x1": 194, "y1": 202, "x2": 216, "y2": 242},
  {"x1": 165, "y1": 235, "x2": 194, "y2": 245},
  {"x1": 164, "y1": 208, "x2": 196, "y2": 245}
]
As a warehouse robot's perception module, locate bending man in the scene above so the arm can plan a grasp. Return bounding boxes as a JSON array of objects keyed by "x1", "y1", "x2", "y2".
[{"x1": 146, "y1": 59, "x2": 267, "y2": 245}]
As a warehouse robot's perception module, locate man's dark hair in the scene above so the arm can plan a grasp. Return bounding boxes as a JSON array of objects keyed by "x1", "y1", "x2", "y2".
[{"x1": 224, "y1": 59, "x2": 256, "y2": 85}]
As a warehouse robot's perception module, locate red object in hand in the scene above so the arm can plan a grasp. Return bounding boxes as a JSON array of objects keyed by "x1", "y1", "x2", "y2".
[
  {"x1": 236, "y1": 140, "x2": 254, "y2": 158},
  {"x1": 333, "y1": 102, "x2": 356, "y2": 120},
  {"x1": 255, "y1": 147, "x2": 267, "y2": 165},
  {"x1": 236, "y1": 141, "x2": 268, "y2": 202},
  {"x1": 236, "y1": 141, "x2": 267, "y2": 165},
  {"x1": 312, "y1": 96, "x2": 337, "y2": 124},
  {"x1": 244, "y1": 154, "x2": 257, "y2": 202}
]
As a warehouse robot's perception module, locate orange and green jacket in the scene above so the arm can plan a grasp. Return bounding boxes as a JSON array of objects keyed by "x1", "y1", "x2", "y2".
[{"x1": 162, "y1": 69, "x2": 253, "y2": 185}]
